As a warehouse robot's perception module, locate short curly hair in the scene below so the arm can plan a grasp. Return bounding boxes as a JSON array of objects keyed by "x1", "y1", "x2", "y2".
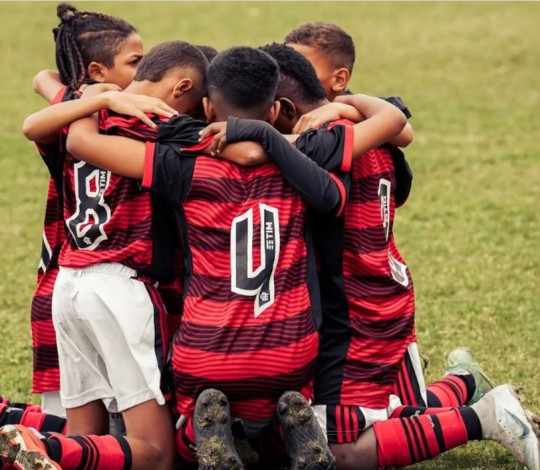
[
  {"x1": 207, "y1": 46, "x2": 279, "y2": 115},
  {"x1": 285, "y1": 21, "x2": 355, "y2": 72},
  {"x1": 259, "y1": 43, "x2": 326, "y2": 104}
]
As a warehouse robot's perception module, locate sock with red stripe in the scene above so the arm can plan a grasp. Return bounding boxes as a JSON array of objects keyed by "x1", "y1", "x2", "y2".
[
  {"x1": 374, "y1": 407, "x2": 481, "y2": 467},
  {"x1": 426, "y1": 374, "x2": 475, "y2": 407},
  {"x1": 1, "y1": 402, "x2": 66, "y2": 433},
  {"x1": 390, "y1": 405, "x2": 454, "y2": 419},
  {"x1": 43, "y1": 433, "x2": 131, "y2": 470},
  {"x1": 176, "y1": 418, "x2": 198, "y2": 465},
  {"x1": 0, "y1": 396, "x2": 41, "y2": 412}
]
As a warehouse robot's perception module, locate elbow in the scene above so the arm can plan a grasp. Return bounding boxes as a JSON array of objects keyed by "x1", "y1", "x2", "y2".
[
  {"x1": 21, "y1": 115, "x2": 47, "y2": 143},
  {"x1": 242, "y1": 147, "x2": 266, "y2": 166},
  {"x1": 396, "y1": 112, "x2": 408, "y2": 134},
  {"x1": 31, "y1": 72, "x2": 42, "y2": 95},
  {"x1": 392, "y1": 123, "x2": 414, "y2": 148},
  {"x1": 66, "y1": 132, "x2": 84, "y2": 158},
  {"x1": 21, "y1": 117, "x2": 35, "y2": 141}
]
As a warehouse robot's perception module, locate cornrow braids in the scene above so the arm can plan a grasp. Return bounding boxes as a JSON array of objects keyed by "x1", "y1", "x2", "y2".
[{"x1": 53, "y1": 2, "x2": 137, "y2": 89}]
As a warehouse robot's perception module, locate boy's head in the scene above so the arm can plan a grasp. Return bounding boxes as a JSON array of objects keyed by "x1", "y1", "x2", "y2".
[
  {"x1": 259, "y1": 43, "x2": 327, "y2": 134},
  {"x1": 195, "y1": 45, "x2": 219, "y2": 63},
  {"x1": 128, "y1": 40, "x2": 208, "y2": 118},
  {"x1": 54, "y1": 2, "x2": 142, "y2": 90},
  {"x1": 204, "y1": 46, "x2": 280, "y2": 124},
  {"x1": 285, "y1": 21, "x2": 355, "y2": 101}
]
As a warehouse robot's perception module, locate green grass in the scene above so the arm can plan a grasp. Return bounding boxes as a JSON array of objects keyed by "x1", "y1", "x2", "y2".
[{"x1": 1, "y1": 2, "x2": 539, "y2": 468}]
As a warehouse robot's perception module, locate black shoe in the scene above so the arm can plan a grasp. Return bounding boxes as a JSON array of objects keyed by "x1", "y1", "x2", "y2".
[
  {"x1": 276, "y1": 392, "x2": 335, "y2": 470},
  {"x1": 193, "y1": 389, "x2": 244, "y2": 470}
]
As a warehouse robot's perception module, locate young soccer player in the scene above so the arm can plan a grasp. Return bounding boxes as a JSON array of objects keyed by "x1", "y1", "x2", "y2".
[
  {"x1": 285, "y1": 21, "x2": 492, "y2": 411},
  {"x1": 3, "y1": 41, "x2": 213, "y2": 470},
  {"x1": 54, "y1": 45, "x2": 403, "y2": 470},
  {"x1": 204, "y1": 42, "x2": 540, "y2": 470},
  {"x1": 28, "y1": 2, "x2": 144, "y2": 418}
]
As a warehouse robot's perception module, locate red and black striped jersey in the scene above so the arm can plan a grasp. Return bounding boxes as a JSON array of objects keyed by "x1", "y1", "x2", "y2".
[
  {"x1": 31, "y1": 86, "x2": 79, "y2": 393},
  {"x1": 302, "y1": 128, "x2": 416, "y2": 410},
  {"x1": 58, "y1": 111, "x2": 177, "y2": 282},
  {"x1": 143, "y1": 116, "x2": 350, "y2": 420}
]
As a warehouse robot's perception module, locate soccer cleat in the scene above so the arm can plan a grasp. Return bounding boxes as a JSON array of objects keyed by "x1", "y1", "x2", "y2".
[
  {"x1": 193, "y1": 389, "x2": 244, "y2": 470},
  {"x1": 446, "y1": 347, "x2": 496, "y2": 404},
  {"x1": 471, "y1": 384, "x2": 540, "y2": 470},
  {"x1": 276, "y1": 391, "x2": 335, "y2": 470},
  {"x1": 0, "y1": 424, "x2": 61, "y2": 470}
]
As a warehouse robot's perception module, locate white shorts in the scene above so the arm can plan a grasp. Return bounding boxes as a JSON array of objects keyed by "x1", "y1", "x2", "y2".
[
  {"x1": 52, "y1": 263, "x2": 166, "y2": 412},
  {"x1": 41, "y1": 391, "x2": 66, "y2": 418}
]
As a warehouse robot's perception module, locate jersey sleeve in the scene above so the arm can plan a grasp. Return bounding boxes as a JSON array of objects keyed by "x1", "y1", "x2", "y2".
[
  {"x1": 381, "y1": 96, "x2": 412, "y2": 119},
  {"x1": 295, "y1": 121, "x2": 354, "y2": 174},
  {"x1": 100, "y1": 110, "x2": 161, "y2": 141},
  {"x1": 226, "y1": 117, "x2": 344, "y2": 214},
  {"x1": 141, "y1": 114, "x2": 205, "y2": 205},
  {"x1": 142, "y1": 141, "x2": 196, "y2": 206}
]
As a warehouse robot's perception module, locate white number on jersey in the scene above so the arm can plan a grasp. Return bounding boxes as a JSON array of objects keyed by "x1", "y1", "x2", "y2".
[
  {"x1": 231, "y1": 204, "x2": 280, "y2": 317},
  {"x1": 66, "y1": 161, "x2": 111, "y2": 250}
]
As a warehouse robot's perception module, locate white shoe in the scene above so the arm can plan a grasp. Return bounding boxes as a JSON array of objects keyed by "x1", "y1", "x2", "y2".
[
  {"x1": 446, "y1": 347, "x2": 496, "y2": 404},
  {"x1": 471, "y1": 384, "x2": 540, "y2": 470}
]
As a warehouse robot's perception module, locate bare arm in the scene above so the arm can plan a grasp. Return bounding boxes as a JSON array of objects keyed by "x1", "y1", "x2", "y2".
[
  {"x1": 293, "y1": 95, "x2": 410, "y2": 153},
  {"x1": 67, "y1": 115, "x2": 147, "y2": 178},
  {"x1": 23, "y1": 89, "x2": 177, "y2": 145},
  {"x1": 388, "y1": 122, "x2": 414, "y2": 148},
  {"x1": 67, "y1": 114, "x2": 267, "y2": 178},
  {"x1": 198, "y1": 121, "x2": 270, "y2": 166},
  {"x1": 292, "y1": 102, "x2": 365, "y2": 134},
  {"x1": 333, "y1": 94, "x2": 407, "y2": 159},
  {"x1": 32, "y1": 70, "x2": 63, "y2": 103}
]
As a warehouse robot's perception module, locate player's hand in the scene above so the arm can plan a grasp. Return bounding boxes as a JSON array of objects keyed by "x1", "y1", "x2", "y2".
[
  {"x1": 293, "y1": 102, "x2": 345, "y2": 134},
  {"x1": 102, "y1": 91, "x2": 178, "y2": 128},
  {"x1": 199, "y1": 121, "x2": 228, "y2": 156}
]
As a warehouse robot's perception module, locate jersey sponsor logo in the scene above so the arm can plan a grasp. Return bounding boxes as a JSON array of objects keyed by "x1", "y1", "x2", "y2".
[
  {"x1": 388, "y1": 252, "x2": 409, "y2": 287},
  {"x1": 378, "y1": 178, "x2": 391, "y2": 242},
  {"x1": 231, "y1": 204, "x2": 280, "y2": 317},
  {"x1": 66, "y1": 161, "x2": 111, "y2": 250},
  {"x1": 38, "y1": 230, "x2": 53, "y2": 273}
]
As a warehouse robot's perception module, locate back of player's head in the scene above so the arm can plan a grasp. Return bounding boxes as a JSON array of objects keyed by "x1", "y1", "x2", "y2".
[
  {"x1": 195, "y1": 45, "x2": 219, "y2": 63},
  {"x1": 53, "y1": 2, "x2": 137, "y2": 89},
  {"x1": 285, "y1": 21, "x2": 355, "y2": 72},
  {"x1": 259, "y1": 43, "x2": 326, "y2": 105},
  {"x1": 134, "y1": 41, "x2": 208, "y2": 87},
  {"x1": 207, "y1": 46, "x2": 279, "y2": 117}
]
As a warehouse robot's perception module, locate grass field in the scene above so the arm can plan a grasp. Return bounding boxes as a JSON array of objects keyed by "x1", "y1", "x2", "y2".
[{"x1": 1, "y1": 2, "x2": 539, "y2": 468}]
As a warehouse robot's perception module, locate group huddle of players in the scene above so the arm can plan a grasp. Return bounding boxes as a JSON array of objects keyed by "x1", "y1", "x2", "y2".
[{"x1": 0, "y1": 3, "x2": 539, "y2": 470}]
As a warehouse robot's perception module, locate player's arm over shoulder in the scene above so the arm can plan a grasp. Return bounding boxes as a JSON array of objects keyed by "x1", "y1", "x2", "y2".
[{"x1": 32, "y1": 70, "x2": 63, "y2": 103}]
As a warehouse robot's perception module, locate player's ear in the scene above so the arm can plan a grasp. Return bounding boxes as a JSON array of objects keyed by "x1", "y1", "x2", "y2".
[
  {"x1": 278, "y1": 97, "x2": 296, "y2": 121},
  {"x1": 267, "y1": 100, "x2": 281, "y2": 125},
  {"x1": 203, "y1": 97, "x2": 216, "y2": 123},
  {"x1": 173, "y1": 78, "x2": 194, "y2": 98},
  {"x1": 87, "y1": 61, "x2": 107, "y2": 83},
  {"x1": 331, "y1": 67, "x2": 350, "y2": 94}
]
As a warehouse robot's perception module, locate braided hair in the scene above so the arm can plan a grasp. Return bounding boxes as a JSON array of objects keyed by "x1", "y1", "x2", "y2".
[{"x1": 53, "y1": 3, "x2": 137, "y2": 89}]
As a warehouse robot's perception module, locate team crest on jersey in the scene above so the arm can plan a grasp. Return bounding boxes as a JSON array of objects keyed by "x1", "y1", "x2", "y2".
[
  {"x1": 378, "y1": 178, "x2": 391, "y2": 242},
  {"x1": 231, "y1": 204, "x2": 280, "y2": 317}
]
